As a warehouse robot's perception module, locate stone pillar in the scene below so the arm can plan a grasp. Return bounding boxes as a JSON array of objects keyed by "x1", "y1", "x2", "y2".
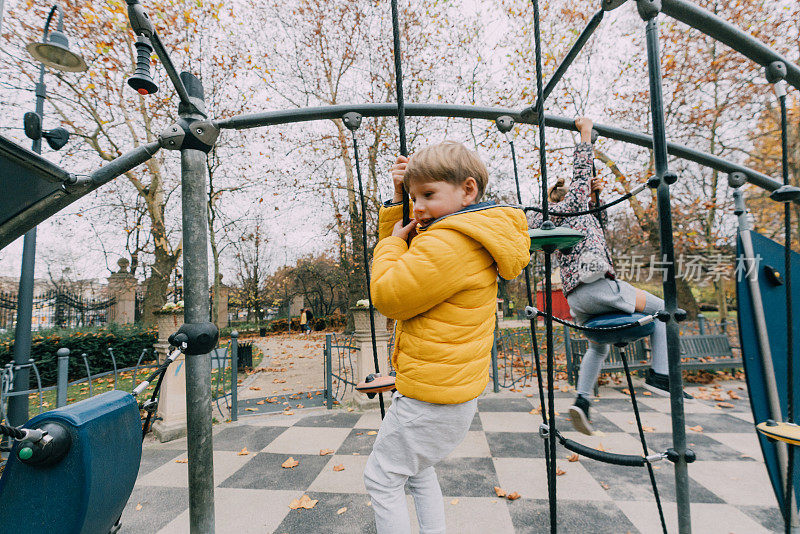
[
  {"x1": 289, "y1": 295, "x2": 304, "y2": 317},
  {"x1": 351, "y1": 306, "x2": 392, "y2": 409},
  {"x1": 152, "y1": 310, "x2": 187, "y2": 442},
  {"x1": 107, "y1": 258, "x2": 137, "y2": 324},
  {"x1": 213, "y1": 283, "x2": 230, "y2": 328}
]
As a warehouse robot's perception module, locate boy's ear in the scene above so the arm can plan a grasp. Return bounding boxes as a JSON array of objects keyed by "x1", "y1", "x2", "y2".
[{"x1": 463, "y1": 177, "x2": 479, "y2": 205}]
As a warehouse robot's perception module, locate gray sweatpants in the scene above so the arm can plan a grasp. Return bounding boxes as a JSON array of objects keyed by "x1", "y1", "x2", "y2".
[
  {"x1": 567, "y1": 278, "x2": 668, "y2": 397},
  {"x1": 364, "y1": 391, "x2": 477, "y2": 534}
]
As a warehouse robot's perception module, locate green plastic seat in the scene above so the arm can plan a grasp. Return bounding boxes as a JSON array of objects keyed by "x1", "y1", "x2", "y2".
[{"x1": 529, "y1": 226, "x2": 584, "y2": 252}]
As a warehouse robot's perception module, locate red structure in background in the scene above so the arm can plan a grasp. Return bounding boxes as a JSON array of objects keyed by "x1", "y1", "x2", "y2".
[{"x1": 536, "y1": 289, "x2": 571, "y2": 320}]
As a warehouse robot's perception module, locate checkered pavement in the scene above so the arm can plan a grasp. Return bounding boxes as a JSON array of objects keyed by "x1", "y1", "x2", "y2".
[{"x1": 120, "y1": 380, "x2": 784, "y2": 533}]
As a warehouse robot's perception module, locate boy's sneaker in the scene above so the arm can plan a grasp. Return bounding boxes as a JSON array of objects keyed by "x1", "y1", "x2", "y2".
[
  {"x1": 569, "y1": 395, "x2": 594, "y2": 436},
  {"x1": 644, "y1": 369, "x2": 694, "y2": 400}
]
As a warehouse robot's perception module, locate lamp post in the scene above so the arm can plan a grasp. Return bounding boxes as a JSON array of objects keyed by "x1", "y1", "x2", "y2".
[{"x1": 7, "y1": 4, "x2": 86, "y2": 426}]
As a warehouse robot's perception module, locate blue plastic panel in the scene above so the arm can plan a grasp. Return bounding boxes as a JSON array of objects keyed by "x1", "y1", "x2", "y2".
[{"x1": 0, "y1": 390, "x2": 142, "y2": 534}]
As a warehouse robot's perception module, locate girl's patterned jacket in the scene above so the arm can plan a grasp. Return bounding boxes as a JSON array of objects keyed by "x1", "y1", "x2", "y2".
[{"x1": 527, "y1": 142, "x2": 614, "y2": 295}]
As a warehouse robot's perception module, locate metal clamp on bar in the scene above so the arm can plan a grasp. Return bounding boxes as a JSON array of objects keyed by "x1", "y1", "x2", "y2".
[
  {"x1": 646, "y1": 452, "x2": 667, "y2": 463},
  {"x1": 525, "y1": 305, "x2": 539, "y2": 320},
  {"x1": 159, "y1": 119, "x2": 219, "y2": 153},
  {"x1": 602, "y1": 0, "x2": 628, "y2": 10},
  {"x1": 666, "y1": 448, "x2": 697, "y2": 464},
  {"x1": 766, "y1": 61, "x2": 787, "y2": 84},
  {"x1": 496, "y1": 115, "x2": 515, "y2": 134},
  {"x1": 538, "y1": 423, "x2": 550, "y2": 439},
  {"x1": 125, "y1": 0, "x2": 154, "y2": 38},
  {"x1": 636, "y1": 0, "x2": 661, "y2": 21},
  {"x1": 343, "y1": 112, "x2": 362, "y2": 132}
]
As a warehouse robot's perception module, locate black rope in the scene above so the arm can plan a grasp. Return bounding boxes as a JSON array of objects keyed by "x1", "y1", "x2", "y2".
[
  {"x1": 619, "y1": 347, "x2": 668, "y2": 534},
  {"x1": 524, "y1": 184, "x2": 646, "y2": 217},
  {"x1": 0, "y1": 424, "x2": 25, "y2": 440},
  {"x1": 390, "y1": 0, "x2": 410, "y2": 225},
  {"x1": 530, "y1": 0, "x2": 557, "y2": 530},
  {"x1": 506, "y1": 136, "x2": 551, "y2": 452},
  {"x1": 350, "y1": 128, "x2": 387, "y2": 419},
  {"x1": 557, "y1": 432, "x2": 646, "y2": 467},
  {"x1": 779, "y1": 87, "x2": 795, "y2": 534}
]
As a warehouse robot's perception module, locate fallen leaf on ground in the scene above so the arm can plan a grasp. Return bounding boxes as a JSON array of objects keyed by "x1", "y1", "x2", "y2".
[
  {"x1": 284, "y1": 411, "x2": 294, "y2": 415},
  {"x1": 319, "y1": 449, "x2": 334, "y2": 456},
  {"x1": 249, "y1": 386, "x2": 261, "y2": 391},
  {"x1": 245, "y1": 407, "x2": 258, "y2": 412},
  {"x1": 175, "y1": 459, "x2": 188, "y2": 464},
  {"x1": 689, "y1": 425, "x2": 704, "y2": 433},
  {"x1": 622, "y1": 388, "x2": 630, "y2": 395},
  {"x1": 560, "y1": 385, "x2": 569, "y2": 392},
  {"x1": 643, "y1": 426, "x2": 655, "y2": 433},
  {"x1": 347, "y1": 407, "x2": 354, "y2": 412},
  {"x1": 256, "y1": 400, "x2": 265, "y2": 405},
  {"x1": 716, "y1": 402, "x2": 734, "y2": 408},
  {"x1": 288, "y1": 494, "x2": 318, "y2": 510},
  {"x1": 507, "y1": 492, "x2": 521, "y2": 501},
  {"x1": 367, "y1": 431, "x2": 378, "y2": 435},
  {"x1": 494, "y1": 486, "x2": 506, "y2": 498},
  {"x1": 597, "y1": 443, "x2": 606, "y2": 451},
  {"x1": 728, "y1": 391, "x2": 740, "y2": 400},
  {"x1": 556, "y1": 468, "x2": 566, "y2": 476},
  {"x1": 333, "y1": 464, "x2": 345, "y2": 472},
  {"x1": 273, "y1": 379, "x2": 286, "y2": 384},
  {"x1": 642, "y1": 391, "x2": 652, "y2": 396},
  {"x1": 450, "y1": 499, "x2": 459, "y2": 505},
  {"x1": 525, "y1": 394, "x2": 533, "y2": 398},
  {"x1": 600, "y1": 482, "x2": 610, "y2": 490},
  {"x1": 135, "y1": 503, "x2": 143, "y2": 511},
  {"x1": 567, "y1": 453, "x2": 579, "y2": 462},
  {"x1": 282, "y1": 457, "x2": 300, "y2": 469},
  {"x1": 337, "y1": 507, "x2": 347, "y2": 515},
  {"x1": 238, "y1": 447, "x2": 249, "y2": 456}
]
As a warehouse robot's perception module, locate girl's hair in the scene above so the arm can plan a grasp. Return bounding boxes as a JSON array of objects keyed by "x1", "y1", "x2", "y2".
[{"x1": 404, "y1": 141, "x2": 488, "y2": 199}]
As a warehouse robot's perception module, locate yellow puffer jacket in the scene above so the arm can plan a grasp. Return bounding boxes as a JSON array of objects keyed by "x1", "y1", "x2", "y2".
[{"x1": 371, "y1": 202, "x2": 531, "y2": 404}]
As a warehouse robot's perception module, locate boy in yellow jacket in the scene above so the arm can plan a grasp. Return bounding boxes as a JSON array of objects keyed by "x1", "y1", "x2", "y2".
[{"x1": 364, "y1": 141, "x2": 530, "y2": 534}]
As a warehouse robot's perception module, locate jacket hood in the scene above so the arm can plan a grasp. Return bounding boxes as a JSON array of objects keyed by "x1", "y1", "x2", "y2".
[{"x1": 424, "y1": 203, "x2": 531, "y2": 280}]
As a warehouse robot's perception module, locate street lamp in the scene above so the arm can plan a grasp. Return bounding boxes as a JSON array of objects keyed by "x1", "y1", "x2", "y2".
[{"x1": 7, "y1": 4, "x2": 87, "y2": 426}]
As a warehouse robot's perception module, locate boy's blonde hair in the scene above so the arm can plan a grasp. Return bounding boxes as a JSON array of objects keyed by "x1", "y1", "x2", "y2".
[{"x1": 404, "y1": 141, "x2": 488, "y2": 200}]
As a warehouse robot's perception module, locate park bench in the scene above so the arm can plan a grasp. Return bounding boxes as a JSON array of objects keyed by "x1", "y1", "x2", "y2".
[{"x1": 564, "y1": 328, "x2": 741, "y2": 386}]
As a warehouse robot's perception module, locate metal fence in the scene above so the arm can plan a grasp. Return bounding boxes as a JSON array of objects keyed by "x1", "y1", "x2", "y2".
[
  {"x1": 0, "y1": 346, "x2": 157, "y2": 425},
  {"x1": 0, "y1": 289, "x2": 115, "y2": 331},
  {"x1": 492, "y1": 326, "x2": 566, "y2": 391},
  {"x1": 323, "y1": 333, "x2": 357, "y2": 409}
]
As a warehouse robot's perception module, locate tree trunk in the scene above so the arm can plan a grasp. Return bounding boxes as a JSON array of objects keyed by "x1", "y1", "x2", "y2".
[{"x1": 676, "y1": 277, "x2": 700, "y2": 320}]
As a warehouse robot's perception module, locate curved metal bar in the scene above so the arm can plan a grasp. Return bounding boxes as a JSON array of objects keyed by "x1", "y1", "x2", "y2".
[
  {"x1": 661, "y1": 0, "x2": 800, "y2": 91},
  {"x1": 108, "y1": 347, "x2": 118, "y2": 390},
  {"x1": 215, "y1": 103, "x2": 784, "y2": 196}
]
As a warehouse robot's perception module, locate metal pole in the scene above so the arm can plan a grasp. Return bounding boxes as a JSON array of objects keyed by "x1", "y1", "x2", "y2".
[
  {"x1": 325, "y1": 334, "x2": 333, "y2": 410},
  {"x1": 697, "y1": 314, "x2": 706, "y2": 335},
  {"x1": 491, "y1": 330, "x2": 500, "y2": 393},
  {"x1": 56, "y1": 347, "x2": 69, "y2": 407},
  {"x1": 180, "y1": 73, "x2": 215, "y2": 533},
  {"x1": 639, "y1": 5, "x2": 691, "y2": 531},
  {"x1": 8, "y1": 61, "x2": 46, "y2": 427},
  {"x1": 230, "y1": 331, "x2": 238, "y2": 422}
]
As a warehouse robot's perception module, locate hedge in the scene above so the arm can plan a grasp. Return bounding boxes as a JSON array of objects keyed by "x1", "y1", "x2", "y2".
[{"x1": 0, "y1": 324, "x2": 157, "y2": 387}]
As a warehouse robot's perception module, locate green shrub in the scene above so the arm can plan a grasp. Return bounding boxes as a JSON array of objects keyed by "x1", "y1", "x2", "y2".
[{"x1": 0, "y1": 324, "x2": 157, "y2": 387}]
